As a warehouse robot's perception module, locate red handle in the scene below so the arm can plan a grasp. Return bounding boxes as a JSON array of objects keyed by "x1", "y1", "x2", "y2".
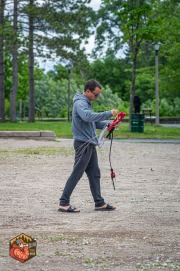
[{"x1": 108, "y1": 111, "x2": 126, "y2": 132}]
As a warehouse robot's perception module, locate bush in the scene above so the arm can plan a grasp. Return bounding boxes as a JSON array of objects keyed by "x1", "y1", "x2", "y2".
[
  {"x1": 5, "y1": 99, "x2": 10, "y2": 118},
  {"x1": 173, "y1": 97, "x2": 180, "y2": 116},
  {"x1": 159, "y1": 98, "x2": 174, "y2": 116},
  {"x1": 142, "y1": 97, "x2": 180, "y2": 117},
  {"x1": 118, "y1": 101, "x2": 129, "y2": 116},
  {"x1": 93, "y1": 85, "x2": 124, "y2": 112}
]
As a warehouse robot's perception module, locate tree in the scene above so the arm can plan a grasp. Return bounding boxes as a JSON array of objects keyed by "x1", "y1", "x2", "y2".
[
  {"x1": 5, "y1": 0, "x2": 95, "y2": 122},
  {"x1": 156, "y1": 0, "x2": 180, "y2": 101},
  {"x1": 0, "y1": 0, "x2": 5, "y2": 122},
  {"x1": 96, "y1": 0, "x2": 161, "y2": 127},
  {"x1": 27, "y1": 0, "x2": 35, "y2": 122},
  {"x1": 89, "y1": 53, "x2": 130, "y2": 99},
  {"x1": 35, "y1": 77, "x2": 81, "y2": 118},
  {"x1": 10, "y1": 0, "x2": 18, "y2": 122}
]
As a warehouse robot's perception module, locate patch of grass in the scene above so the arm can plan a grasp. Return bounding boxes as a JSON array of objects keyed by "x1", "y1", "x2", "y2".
[
  {"x1": 0, "y1": 254, "x2": 8, "y2": 258},
  {"x1": 84, "y1": 258, "x2": 94, "y2": 264},
  {"x1": 83, "y1": 257, "x2": 110, "y2": 269},
  {"x1": 0, "y1": 121, "x2": 179, "y2": 139},
  {"x1": 115, "y1": 123, "x2": 180, "y2": 139},
  {"x1": 0, "y1": 121, "x2": 72, "y2": 138},
  {"x1": 54, "y1": 250, "x2": 70, "y2": 256},
  {"x1": 136, "y1": 258, "x2": 180, "y2": 270},
  {"x1": 0, "y1": 147, "x2": 74, "y2": 156},
  {"x1": 50, "y1": 236, "x2": 65, "y2": 242}
]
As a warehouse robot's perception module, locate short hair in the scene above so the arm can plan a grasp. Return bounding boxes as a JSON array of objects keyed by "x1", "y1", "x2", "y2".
[{"x1": 84, "y1": 80, "x2": 101, "y2": 92}]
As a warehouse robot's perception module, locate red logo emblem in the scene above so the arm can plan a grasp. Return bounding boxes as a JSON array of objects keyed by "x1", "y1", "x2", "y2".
[{"x1": 9, "y1": 233, "x2": 37, "y2": 263}]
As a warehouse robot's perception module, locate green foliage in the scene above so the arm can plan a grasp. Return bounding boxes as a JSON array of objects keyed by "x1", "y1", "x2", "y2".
[
  {"x1": 47, "y1": 63, "x2": 86, "y2": 87},
  {"x1": 94, "y1": 0, "x2": 180, "y2": 119},
  {"x1": 97, "y1": 0, "x2": 162, "y2": 56},
  {"x1": 93, "y1": 85, "x2": 123, "y2": 112},
  {"x1": 35, "y1": 77, "x2": 125, "y2": 118},
  {"x1": 156, "y1": 0, "x2": 180, "y2": 100},
  {"x1": 174, "y1": 97, "x2": 180, "y2": 116},
  {"x1": 96, "y1": 0, "x2": 165, "y2": 123},
  {"x1": 118, "y1": 101, "x2": 129, "y2": 116},
  {"x1": 159, "y1": 98, "x2": 180, "y2": 117},
  {"x1": 135, "y1": 70, "x2": 155, "y2": 103},
  {"x1": 159, "y1": 43, "x2": 180, "y2": 100},
  {"x1": 142, "y1": 98, "x2": 180, "y2": 117},
  {"x1": 89, "y1": 55, "x2": 130, "y2": 99},
  {"x1": 2, "y1": 0, "x2": 180, "y2": 122},
  {"x1": 2, "y1": 0, "x2": 95, "y2": 122},
  {"x1": 35, "y1": 77, "x2": 81, "y2": 118},
  {"x1": 5, "y1": 99, "x2": 10, "y2": 118},
  {"x1": 159, "y1": 98, "x2": 174, "y2": 117},
  {"x1": 35, "y1": 77, "x2": 67, "y2": 117},
  {"x1": 47, "y1": 65, "x2": 68, "y2": 81},
  {"x1": 33, "y1": 0, "x2": 96, "y2": 63}
]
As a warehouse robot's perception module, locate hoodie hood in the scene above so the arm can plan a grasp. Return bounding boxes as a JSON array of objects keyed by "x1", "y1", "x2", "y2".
[{"x1": 73, "y1": 92, "x2": 91, "y2": 105}]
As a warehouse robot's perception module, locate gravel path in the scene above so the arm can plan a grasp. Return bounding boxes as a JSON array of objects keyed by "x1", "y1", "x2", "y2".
[{"x1": 0, "y1": 138, "x2": 179, "y2": 271}]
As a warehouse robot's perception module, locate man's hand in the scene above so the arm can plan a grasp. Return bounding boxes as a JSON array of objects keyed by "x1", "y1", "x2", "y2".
[{"x1": 111, "y1": 109, "x2": 118, "y2": 116}]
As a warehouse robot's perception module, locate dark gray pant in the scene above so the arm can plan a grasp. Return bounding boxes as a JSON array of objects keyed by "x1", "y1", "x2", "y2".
[{"x1": 60, "y1": 140, "x2": 105, "y2": 207}]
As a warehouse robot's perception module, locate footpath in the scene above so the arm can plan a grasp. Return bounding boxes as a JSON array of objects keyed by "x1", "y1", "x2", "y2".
[{"x1": 115, "y1": 139, "x2": 180, "y2": 144}]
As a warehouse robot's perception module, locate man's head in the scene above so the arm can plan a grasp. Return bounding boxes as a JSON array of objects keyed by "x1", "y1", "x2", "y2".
[{"x1": 84, "y1": 79, "x2": 101, "y2": 101}]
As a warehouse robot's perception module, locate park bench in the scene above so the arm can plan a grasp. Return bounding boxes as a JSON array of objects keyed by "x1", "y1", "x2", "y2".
[{"x1": 142, "y1": 109, "x2": 155, "y2": 124}]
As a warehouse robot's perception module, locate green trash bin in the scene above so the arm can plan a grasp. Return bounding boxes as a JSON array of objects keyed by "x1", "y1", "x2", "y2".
[{"x1": 131, "y1": 114, "x2": 144, "y2": 133}]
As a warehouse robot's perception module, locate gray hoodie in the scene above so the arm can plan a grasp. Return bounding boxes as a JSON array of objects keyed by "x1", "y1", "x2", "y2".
[{"x1": 72, "y1": 92, "x2": 112, "y2": 145}]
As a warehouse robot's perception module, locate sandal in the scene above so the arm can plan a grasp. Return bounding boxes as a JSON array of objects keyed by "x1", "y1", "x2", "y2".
[
  {"x1": 95, "y1": 203, "x2": 116, "y2": 211},
  {"x1": 58, "y1": 206, "x2": 80, "y2": 213}
]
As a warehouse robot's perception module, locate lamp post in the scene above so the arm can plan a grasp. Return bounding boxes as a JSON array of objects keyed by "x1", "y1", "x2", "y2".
[
  {"x1": 154, "y1": 43, "x2": 161, "y2": 125},
  {"x1": 66, "y1": 64, "x2": 72, "y2": 122}
]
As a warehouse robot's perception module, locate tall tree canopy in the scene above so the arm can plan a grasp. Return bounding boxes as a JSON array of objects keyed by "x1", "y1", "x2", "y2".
[
  {"x1": 93, "y1": 0, "x2": 180, "y2": 125},
  {"x1": 95, "y1": 0, "x2": 163, "y2": 127},
  {"x1": 0, "y1": 0, "x2": 95, "y2": 122}
]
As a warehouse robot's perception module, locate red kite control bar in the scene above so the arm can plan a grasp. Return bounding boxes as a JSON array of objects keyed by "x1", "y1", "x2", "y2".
[{"x1": 106, "y1": 111, "x2": 126, "y2": 138}]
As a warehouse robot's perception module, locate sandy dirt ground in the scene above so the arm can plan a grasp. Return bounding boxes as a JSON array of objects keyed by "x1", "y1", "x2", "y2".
[{"x1": 0, "y1": 138, "x2": 179, "y2": 271}]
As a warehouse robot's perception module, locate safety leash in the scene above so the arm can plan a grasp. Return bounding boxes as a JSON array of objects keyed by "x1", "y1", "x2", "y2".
[
  {"x1": 106, "y1": 112, "x2": 126, "y2": 190},
  {"x1": 109, "y1": 131, "x2": 116, "y2": 190}
]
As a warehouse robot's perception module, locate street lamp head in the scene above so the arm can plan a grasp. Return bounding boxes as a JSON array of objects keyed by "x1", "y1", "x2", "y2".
[
  {"x1": 66, "y1": 63, "x2": 73, "y2": 73},
  {"x1": 154, "y1": 42, "x2": 161, "y2": 51}
]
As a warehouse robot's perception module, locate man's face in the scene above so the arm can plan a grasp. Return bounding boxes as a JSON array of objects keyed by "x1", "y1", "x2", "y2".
[{"x1": 85, "y1": 87, "x2": 101, "y2": 101}]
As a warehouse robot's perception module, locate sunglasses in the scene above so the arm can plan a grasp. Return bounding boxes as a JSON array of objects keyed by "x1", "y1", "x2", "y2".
[{"x1": 92, "y1": 91, "x2": 100, "y2": 98}]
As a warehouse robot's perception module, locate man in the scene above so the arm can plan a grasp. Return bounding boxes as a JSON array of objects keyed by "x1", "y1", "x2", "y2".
[{"x1": 58, "y1": 79, "x2": 118, "y2": 213}]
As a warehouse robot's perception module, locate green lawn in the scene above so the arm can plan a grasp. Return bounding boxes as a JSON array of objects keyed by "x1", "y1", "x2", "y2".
[{"x1": 0, "y1": 121, "x2": 179, "y2": 139}]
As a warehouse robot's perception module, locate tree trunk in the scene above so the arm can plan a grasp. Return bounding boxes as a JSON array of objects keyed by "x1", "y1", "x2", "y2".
[
  {"x1": 0, "y1": 0, "x2": 5, "y2": 122},
  {"x1": 129, "y1": 33, "x2": 140, "y2": 130},
  {"x1": 129, "y1": 55, "x2": 137, "y2": 130},
  {"x1": 28, "y1": 0, "x2": 35, "y2": 122},
  {"x1": 10, "y1": 0, "x2": 18, "y2": 122}
]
